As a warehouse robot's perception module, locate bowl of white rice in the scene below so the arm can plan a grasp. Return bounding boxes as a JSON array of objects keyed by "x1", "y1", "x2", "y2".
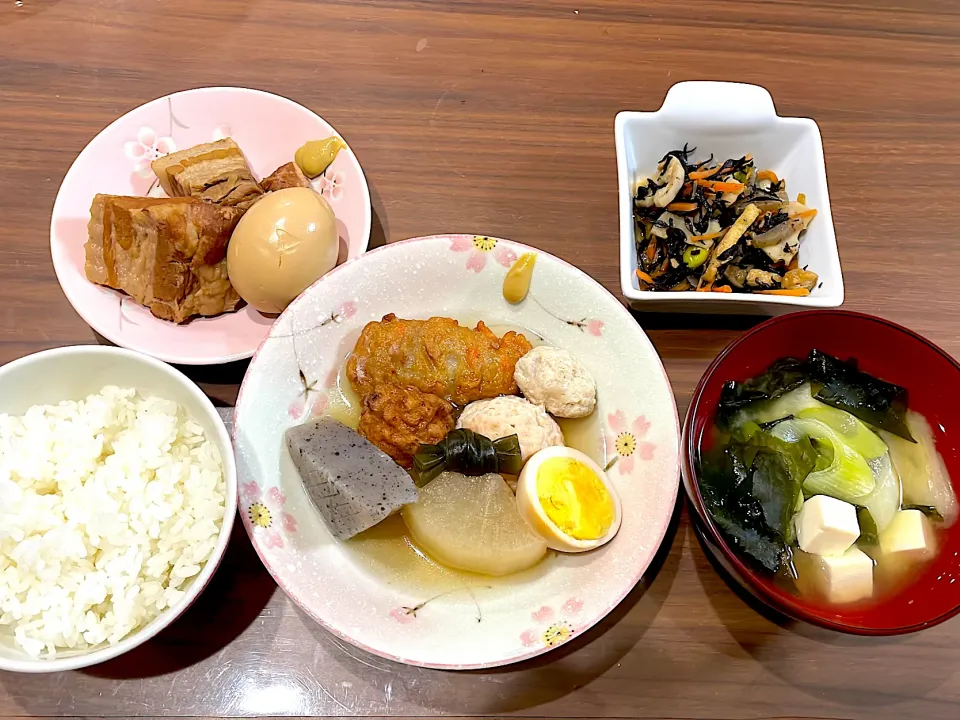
[{"x1": 0, "y1": 346, "x2": 237, "y2": 672}]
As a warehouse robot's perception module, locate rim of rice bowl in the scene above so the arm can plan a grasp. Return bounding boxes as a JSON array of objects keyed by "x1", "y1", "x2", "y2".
[{"x1": 0, "y1": 346, "x2": 237, "y2": 673}]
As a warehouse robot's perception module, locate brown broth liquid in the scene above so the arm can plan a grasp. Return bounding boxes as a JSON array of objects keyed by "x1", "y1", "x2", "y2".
[{"x1": 325, "y1": 320, "x2": 605, "y2": 594}]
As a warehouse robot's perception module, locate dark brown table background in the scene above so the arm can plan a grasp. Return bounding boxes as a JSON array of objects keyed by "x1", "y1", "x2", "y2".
[{"x1": 2, "y1": 0, "x2": 960, "y2": 718}]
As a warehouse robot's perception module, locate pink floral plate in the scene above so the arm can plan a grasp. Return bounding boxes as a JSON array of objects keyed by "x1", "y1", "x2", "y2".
[
  {"x1": 233, "y1": 234, "x2": 680, "y2": 668},
  {"x1": 50, "y1": 87, "x2": 372, "y2": 365}
]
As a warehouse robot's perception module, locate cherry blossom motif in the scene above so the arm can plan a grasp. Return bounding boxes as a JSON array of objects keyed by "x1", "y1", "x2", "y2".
[
  {"x1": 606, "y1": 410, "x2": 656, "y2": 475},
  {"x1": 527, "y1": 296, "x2": 605, "y2": 337},
  {"x1": 290, "y1": 383, "x2": 332, "y2": 420},
  {"x1": 123, "y1": 126, "x2": 177, "y2": 178},
  {"x1": 245, "y1": 484, "x2": 298, "y2": 548},
  {"x1": 248, "y1": 503, "x2": 271, "y2": 528},
  {"x1": 390, "y1": 607, "x2": 417, "y2": 624},
  {"x1": 241, "y1": 480, "x2": 262, "y2": 503},
  {"x1": 531, "y1": 606, "x2": 554, "y2": 623},
  {"x1": 562, "y1": 597, "x2": 585, "y2": 614},
  {"x1": 320, "y1": 170, "x2": 346, "y2": 202},
  {"x1": 288, "y1": 299, "x2": 357, "y2": 413},
  {"x1": 450, "y1": 236, "x2": 517, "y2": 273},
  {"x1": 542, "y1": 621, "x2": 574, "y2": 647},
  {"x1": 519, "y1": 606, "x2": 576, "y2": 649}
]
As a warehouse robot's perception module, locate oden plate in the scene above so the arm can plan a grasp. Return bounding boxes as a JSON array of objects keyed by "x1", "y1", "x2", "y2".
[{"x1": 233, "y1": 235, "x2": 680, "y2": 668}]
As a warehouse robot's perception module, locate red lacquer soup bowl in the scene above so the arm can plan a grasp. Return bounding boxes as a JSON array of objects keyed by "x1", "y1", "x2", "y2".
[{"x1": 682, "y1": 310, "x2": 960, "y2": 634}]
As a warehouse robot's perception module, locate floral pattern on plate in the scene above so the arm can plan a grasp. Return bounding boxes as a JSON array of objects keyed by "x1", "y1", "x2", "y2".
[
  {"x1": 243, "y1": 483, "x2": 299, "y2": 550},
  {"x1": 450, "y1": 234, "x2": 518, "y2": 272},
  {"x1": 233, "y1": 234, "x2": 680, "y2": 669},
  {"x1": 607, "y1": 410, "x2": 656, "y2": 475},
  {"x1": 519, "y1": 599, "x2": 584, "y2": 648},
  {"x1": 123, "y1": 126, "x2": 177, "y2": 178}
]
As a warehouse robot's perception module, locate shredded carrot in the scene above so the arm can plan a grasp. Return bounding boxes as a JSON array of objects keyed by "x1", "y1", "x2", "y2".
[
  {"x1": 697, "y1": 179, "x2": 744, "y2": 193},
  {"x1": 688, "y1": 166, "x2": 721, "y2": 181},
  {"x1": 659, "y1": 257, "x2": 670, "y2": 272},
  {"x1": 696, "y1": 283, "x2": 714, "y2": 292},
  {"x1": 690, "y1": 229, "x2": 726, "y2": 242},
  {"x1": 790, "y1": 208, "x2": 818, "y2": 220},
  {"x1": 757, "y1": 170, "x2": 779, "y2": 183},
  {"x1": 745, "y1": 153, "x2": 753, "y2": 161},
  {"x1": 712, "y1": 285, "x2": 733, "y2": 293},
  {"x1": 759, "y1": 288, "x2": 811, "y2": 297},
  {"x1": 797, "y1": 192, "x2": 807, "y2": 205},
  {"x1": 636, "y1": 269, "x2": 654, "y2": 285},
  {"x1": 666, "y1": 201, "x2": 698, "y2": 212},
  {"x1": 645, "y1": 238, "x2": 658, "y2": 263}
]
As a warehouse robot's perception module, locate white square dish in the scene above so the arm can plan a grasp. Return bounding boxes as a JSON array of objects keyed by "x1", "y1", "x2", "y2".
[{"x1": 615, "y1": 81, "x2": 844, "y2": 314}]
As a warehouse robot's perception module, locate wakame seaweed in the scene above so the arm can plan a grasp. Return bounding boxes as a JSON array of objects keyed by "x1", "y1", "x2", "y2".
[
  {"x1": 806, "y1": 350, "x2": 915, "y2": 442},
  {"x1": 698, "y1": 444, "x2": 788, "y2": 573},
  {"x1": 699, "y1": 425, "x2": 816, "y2": 572},
  {"x1": 717, "y1": 351, "x2": 914, "y2": 442},
  {"x1": 717, "y1": 357, "x2": 808, "y2": 429},
  {"x1": 702, "y1": 348, "x2": 921, "y2": 574}
]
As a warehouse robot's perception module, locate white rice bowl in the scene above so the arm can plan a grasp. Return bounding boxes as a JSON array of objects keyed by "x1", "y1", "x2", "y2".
[
  {"x1": 0, "y1": 346, "x2": 237, "y2": 672},
  {"x1": 0, "y1": 387, "x2": 226, "y2": 658}
]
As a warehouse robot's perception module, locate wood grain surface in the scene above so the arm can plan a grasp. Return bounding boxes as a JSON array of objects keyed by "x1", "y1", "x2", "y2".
[{"x1": 2, "y1": 0, "x2": 960, "y2": 718}]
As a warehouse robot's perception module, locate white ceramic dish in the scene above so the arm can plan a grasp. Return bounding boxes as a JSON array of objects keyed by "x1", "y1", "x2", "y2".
[
  {"x1": 234, "y1": 234, "x2": 681, "y2": 669},
  {"x1": 615, "y1": 81, "x2": 844, "y2": 314},
  {"x1": 0, "y1": 346, "x2": 237, "y2": 673}
]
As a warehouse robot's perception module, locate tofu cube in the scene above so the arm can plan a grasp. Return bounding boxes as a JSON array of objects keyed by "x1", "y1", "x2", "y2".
[
  {"x1": 879, "y1": 509, "x2": 936, "y2": 559},
  {"x1": 796, "y1": 547, "x2": 875, "y2": 605},
  {"x1": 795, "y1": 495, "x2": 860, "y2": 557}
]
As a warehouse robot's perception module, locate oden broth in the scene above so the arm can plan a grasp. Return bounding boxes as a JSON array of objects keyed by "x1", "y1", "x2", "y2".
[{"x1": 321, "y1": 320, "x2": 606, "y2": 594}]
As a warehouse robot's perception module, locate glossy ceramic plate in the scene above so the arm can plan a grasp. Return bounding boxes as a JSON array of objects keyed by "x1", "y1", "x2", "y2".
[
  {"x1": 233, "y1": 234, "x2": 681, "y2": 668},
  {"x1": 50, "y1": 87, "x2": 372, "y2": 365}
]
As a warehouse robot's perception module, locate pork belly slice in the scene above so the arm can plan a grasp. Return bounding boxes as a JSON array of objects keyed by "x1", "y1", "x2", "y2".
[
  {"x1": 85, "y1": 194, "x2": 244, "y2": 323},
  {"x1": 151, "y1": 138, "x2": 263, "y2": 210},
  {"x1": 261, "y1": 162, "x2": 312, "y2": 192}
]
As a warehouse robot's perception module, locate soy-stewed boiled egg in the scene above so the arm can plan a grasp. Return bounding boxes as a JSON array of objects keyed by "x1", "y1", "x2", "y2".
[{"x1": 516, "y1": 446, "x2": 622, "y2": 552}]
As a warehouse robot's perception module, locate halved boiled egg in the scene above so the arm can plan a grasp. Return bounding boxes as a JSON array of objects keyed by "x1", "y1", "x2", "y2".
[{"x1": 516, "y1": 446, "x2": 622, "y2": 552}]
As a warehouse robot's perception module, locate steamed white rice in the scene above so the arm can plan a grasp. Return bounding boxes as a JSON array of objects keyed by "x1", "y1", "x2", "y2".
[{"x1": 0, "y1": 386, "x2": 226, "y2": 658}]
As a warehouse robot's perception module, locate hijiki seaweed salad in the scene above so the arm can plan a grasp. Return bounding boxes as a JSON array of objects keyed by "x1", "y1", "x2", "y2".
[
  {"x1": 698, "y1": 350, "x2": 956, "y2": 607},
  {"x1": 633, "y1": 146, "x2": 820, "y2": 295}
]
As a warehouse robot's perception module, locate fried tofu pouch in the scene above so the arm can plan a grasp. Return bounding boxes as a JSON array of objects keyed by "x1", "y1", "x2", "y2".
[
  {"x1": 347, "y1": 315, "x2": 533, "y2": 406},
  {"x1": 357, "y1": 384, "x2": 456, "y2": 468}
]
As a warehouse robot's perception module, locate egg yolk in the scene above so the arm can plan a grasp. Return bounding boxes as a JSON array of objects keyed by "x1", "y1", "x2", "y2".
[{"x1": 535, "y1": 457, "x2": 615, "y2": 540}]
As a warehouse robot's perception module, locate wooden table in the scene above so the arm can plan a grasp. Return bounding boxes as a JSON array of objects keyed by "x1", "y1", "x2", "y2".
[{"x1": 2, "y1": 0, "x2": 960, "y2": 718}]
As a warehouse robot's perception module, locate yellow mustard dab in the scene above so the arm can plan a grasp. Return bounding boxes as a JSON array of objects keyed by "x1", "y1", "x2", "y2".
[
  {"x1": 295, "y1": 137, "x2": 347, "y2": 178},
  {"x1": 535, "y1": 457, "x2": 615, "y2": 540},
  {"x1": 503, "y1": 252, "x2": 537, "y2": 304}
]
